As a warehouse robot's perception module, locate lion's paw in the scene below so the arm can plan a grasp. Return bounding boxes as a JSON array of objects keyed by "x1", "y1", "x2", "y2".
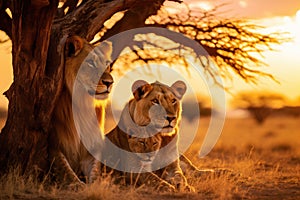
[
  {"x1": 64, "y1": 180, "x2": 86, "y2": 191},
  {"x1": 166, "y1": 172, "x2": 194, "y2": 192},
  {"x1": 156, "y1": 181, "x2": 176, "y2": 193}
]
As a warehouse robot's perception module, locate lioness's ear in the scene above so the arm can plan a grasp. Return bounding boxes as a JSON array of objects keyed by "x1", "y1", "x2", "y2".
[
  {"x1": 65, "y1": 35, "x2": 84, "y2": 57},
  {"x1": 98, "y1": 40, "x2": 113, "y2": 61},
  {"x1": 171, "y1": 80, "x2": 187, "y2": 100},
  {"x1": 132, "y1": 80, "x2": 153, "y2": 101}
]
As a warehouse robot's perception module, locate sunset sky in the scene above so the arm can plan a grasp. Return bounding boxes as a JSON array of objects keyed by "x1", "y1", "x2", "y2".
[{"x1": 0, "y1": 0, "x2": 300, "y2": 109}]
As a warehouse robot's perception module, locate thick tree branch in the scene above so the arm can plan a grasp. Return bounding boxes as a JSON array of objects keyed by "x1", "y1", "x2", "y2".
[
  {"x1": 94, "y1": 0, "x2": 166, "y2": 66},
  {"x1": 53, "y1": 0, "x2": 139, "y2": 41},
  {"x1": 101, "y1": 0, "x2": 165, "y2": 41}
]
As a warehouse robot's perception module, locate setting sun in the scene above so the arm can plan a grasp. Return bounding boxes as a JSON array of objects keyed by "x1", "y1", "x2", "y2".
[{"x1": 239, "y1": 0, "x2": 248, "y2": 8}]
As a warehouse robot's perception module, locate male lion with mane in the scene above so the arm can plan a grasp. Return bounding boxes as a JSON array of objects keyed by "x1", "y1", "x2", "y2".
[{"x1": 49, "y1": 36, "x2": 113, "y2": 189}]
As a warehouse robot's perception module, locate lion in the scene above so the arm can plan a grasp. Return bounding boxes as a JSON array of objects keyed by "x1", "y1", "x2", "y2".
[
  {"x1": 102, "y1": 80, "x2": 193, "y2": 191},
  {"x1": 49, "y1": 35, "x2": 113, "y2": 189}
]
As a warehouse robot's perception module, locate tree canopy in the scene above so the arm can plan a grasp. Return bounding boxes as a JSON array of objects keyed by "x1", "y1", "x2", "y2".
[{"x1": 0, "y1": 0, "x2": 288, "y2": 84}]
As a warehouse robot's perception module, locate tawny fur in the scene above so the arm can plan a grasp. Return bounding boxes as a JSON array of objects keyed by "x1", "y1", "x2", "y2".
[
  {"x1": 103, "y1": 103, "x2": 175, "y2": 192},
  {"x1": 103, "y1": 80, "x2": 193, "y2": 191},
  {"x1": 49, "y1": 36, "x2": 113, "y2": 188}
]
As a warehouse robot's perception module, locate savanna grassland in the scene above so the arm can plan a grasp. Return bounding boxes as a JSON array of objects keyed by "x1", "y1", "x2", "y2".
[{"x1": 0, "y1": 115, "x2": 299, "y2": 200}]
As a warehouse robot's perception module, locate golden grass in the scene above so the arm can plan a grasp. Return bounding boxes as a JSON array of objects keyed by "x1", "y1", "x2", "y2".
[{"x1": 1, "y1": 116, "x2": 300, "y2": 199}]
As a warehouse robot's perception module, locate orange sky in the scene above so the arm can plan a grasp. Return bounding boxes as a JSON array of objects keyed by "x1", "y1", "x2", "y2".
[
  {"x1": 182, "y1": 0, "x2": 300, "y2": 106},
  {"x1": 186, "y1": 0, "x2": 300, "y2": 18},
  {"x1": 0, "y1": 1, "x2": 300, "y2": 109}
]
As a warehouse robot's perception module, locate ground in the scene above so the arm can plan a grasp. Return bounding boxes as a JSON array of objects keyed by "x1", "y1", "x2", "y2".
[{"x1": 0, "y1": 115, "x2": 299, "y2": 199}]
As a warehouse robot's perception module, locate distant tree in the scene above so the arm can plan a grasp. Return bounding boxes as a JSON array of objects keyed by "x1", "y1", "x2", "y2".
[
  {"x1": 182, "y1": 96, "x2": 211, "y2": 121},
  {"x1": 273, "y1": 106, "x2": 300, "y2": 118},
  {"x1": 0, "y1": 0, "x2": 288, "y2": 177},
  {"x1": 233, "y1": 91, "x2": 286, "y2": 124}
]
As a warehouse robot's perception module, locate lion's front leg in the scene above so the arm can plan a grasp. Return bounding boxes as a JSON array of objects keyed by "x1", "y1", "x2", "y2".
[
  {"x1": 180, "y1": 155, "x2": 233, "y2": 178},
  {"x1": 139, "y1": 172, "x2": 176, "y2": 192},
  {"x1": 180, "y1": 154, "x2": 214, "y2": 177},
  {"x1": 80, "y1": 153, "x2": 102, "y2": 184},
  {"x1": 87, "y1": 159, "x2": 101, "y2": 183},
  {"x1": 160, "y1": 159, "x2": 194, "y2": 192},
  {"x1": 50, "y1": 151, "x2": 85, "y2": 190},
  {"x1": 122, "y1": 172, "x2": 175, "y2": 192}
]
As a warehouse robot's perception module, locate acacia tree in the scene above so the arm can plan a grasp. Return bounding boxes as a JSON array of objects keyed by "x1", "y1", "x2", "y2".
[
  {"x1": 233, "y1": 91, "x2": 286, "y2": 124},
  {"x1": 0, "y1": 0, "x2": 286, "y2": 176}
]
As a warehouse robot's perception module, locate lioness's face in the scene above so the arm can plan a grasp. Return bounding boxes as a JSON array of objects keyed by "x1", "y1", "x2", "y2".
[
  {"x1": 65, "y1": 36, "x2": 114, "y2": 100},
  {"x1": 130, "y1": 80, "x2": 187, "y2": 135}
]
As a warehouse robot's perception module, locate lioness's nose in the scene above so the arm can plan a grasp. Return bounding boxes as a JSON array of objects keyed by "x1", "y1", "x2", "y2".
[
  {"x1": 102, "y1": 79, "x2": 113, "y2": 88},
  {"x1": 166, "y1": 116, "x2": 176, "y2": 123}
]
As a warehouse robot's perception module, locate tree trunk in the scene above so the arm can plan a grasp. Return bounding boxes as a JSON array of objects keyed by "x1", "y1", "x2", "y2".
[
  {"x1": 0, "y1": 0, "x2": 59, "y2": 175},
  {"x1": 0, "y1": 0, "x2": 164, "y2": 177}
]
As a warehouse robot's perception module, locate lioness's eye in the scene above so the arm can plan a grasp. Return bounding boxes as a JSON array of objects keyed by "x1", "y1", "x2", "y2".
[
  {"x1": 105, "y1": 66, "x2": 112, "y2": 73},
  {"x1": 87, "y1": 59, "x2": 96, "y2": 68},
  {"x1": 139, "y1": 141, "x2": 145, "y2": 146},
  {"x1": 152, "y1": 99, "x2": 159, "y2": 105},
  {"x1": 105, "y1": 61, "x2": 113, "y2": 71}
]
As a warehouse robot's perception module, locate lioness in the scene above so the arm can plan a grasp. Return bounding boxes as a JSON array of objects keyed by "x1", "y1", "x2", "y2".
[
  {"x1": 49, "y1": 36, "x2": 113, "y2": 188},
  {"x1": 103, "y1": 80, "x2": 192, "y2": 191}
]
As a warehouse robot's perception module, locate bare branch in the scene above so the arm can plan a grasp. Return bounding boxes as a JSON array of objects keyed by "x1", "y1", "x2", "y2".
[{"x1": 147, "y1": 4, "x2": 290, "y2": 83}]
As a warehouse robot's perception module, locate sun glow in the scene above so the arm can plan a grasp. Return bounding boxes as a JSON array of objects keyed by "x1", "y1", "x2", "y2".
[
  {"x1": 254, "y1": 14, "x2": 300, "y2": 100},
  {"x1": 190, "y1": 1, "x2": 213, "y2": 11},
  {"x1": 296, "y1": 10, "x2": 300, "y2": 24},
  {"x1": 239, "y1": 1, "x2": 248, "y2": 8}
]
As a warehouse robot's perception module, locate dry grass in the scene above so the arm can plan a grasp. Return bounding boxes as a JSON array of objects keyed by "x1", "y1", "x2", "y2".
[{"x1": 1, "y1": 116, "x2": 300, "y2": 199}]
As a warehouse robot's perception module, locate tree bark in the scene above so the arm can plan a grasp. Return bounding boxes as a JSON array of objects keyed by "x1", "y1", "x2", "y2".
[
  {"x1": 0, "y1": 0, "x2": 154, "y2": 176},
  {"x1": 0, "y1": 0, "x2": 59, "y2": 174}
]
